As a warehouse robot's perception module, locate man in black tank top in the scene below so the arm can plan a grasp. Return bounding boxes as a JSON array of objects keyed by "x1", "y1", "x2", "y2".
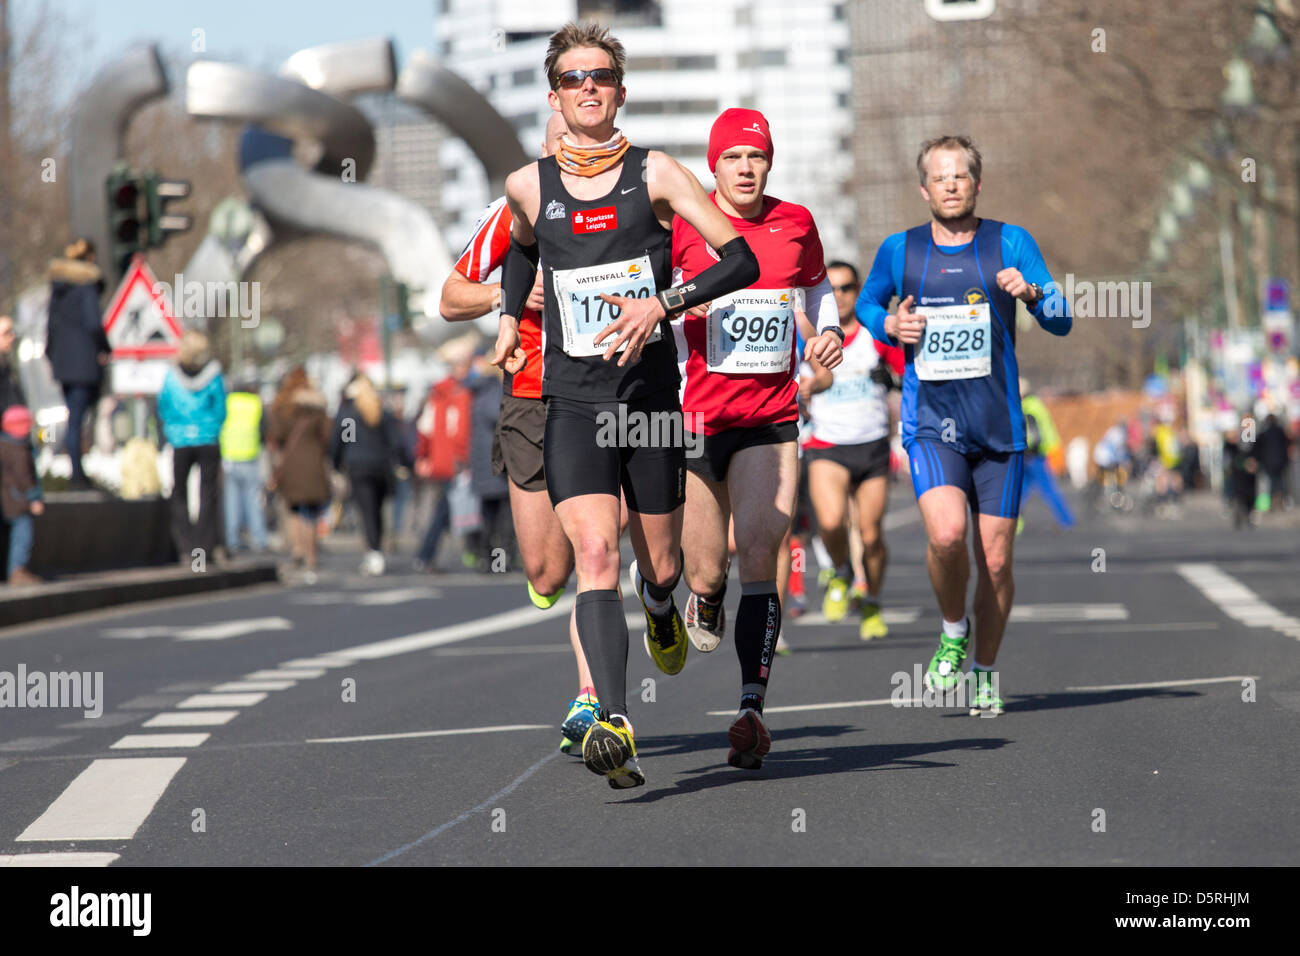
[{"x1": 493, "y1": 22, "x2": 759, "y2": 790}]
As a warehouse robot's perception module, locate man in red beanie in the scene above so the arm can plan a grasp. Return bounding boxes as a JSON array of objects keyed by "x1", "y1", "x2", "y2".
[{"x1": 671, "y1": 107, "x2": 844, "y2": 769}]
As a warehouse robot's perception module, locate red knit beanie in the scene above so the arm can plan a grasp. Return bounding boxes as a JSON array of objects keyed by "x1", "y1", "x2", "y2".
[{"x1": 708, "y1": 108, "x2": 773, "y2": 172}]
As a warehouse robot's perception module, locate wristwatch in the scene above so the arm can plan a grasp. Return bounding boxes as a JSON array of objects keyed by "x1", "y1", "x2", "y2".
[
  {"x1": 657, "y1": 288, "x2": 687, "y2": 315},
  {"x1": 824, "y1": 326, "x2": 845, "y2": 343},
  {"x1": 1027, "y1": 283, "x2": 1044, "y2": 306}
]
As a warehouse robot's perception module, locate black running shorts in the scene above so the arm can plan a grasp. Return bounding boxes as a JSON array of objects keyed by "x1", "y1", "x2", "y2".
[
  {"x1": 685, "y1": 421, "x2": 799, "y2": 484},
  {"x1": 805, "y1": 436, "x2": 891, "y2": 489},
  {"x1": 543, "y1": 391, "x2": 686, "y2": 515}
]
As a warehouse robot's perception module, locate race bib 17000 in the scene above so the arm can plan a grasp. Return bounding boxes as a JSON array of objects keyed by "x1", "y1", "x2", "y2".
[
  {"x1": 553, "y1": 255, "x2": 661, "y2": 358},
  {"x1": 914, "y1": 302, "x2": 992, "y2": 381},
  {"x1": 706, "y1": 288, "x2": 795, "y2": 374}
]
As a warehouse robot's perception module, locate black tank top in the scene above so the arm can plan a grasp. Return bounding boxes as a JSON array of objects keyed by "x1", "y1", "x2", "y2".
[{"x1": 533, "y1": 146, "x2": 678, "y2": 402}]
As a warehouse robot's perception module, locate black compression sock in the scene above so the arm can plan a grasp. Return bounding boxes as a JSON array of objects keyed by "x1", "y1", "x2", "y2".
[
  {"x1": 735, "y1": 580, "x2": 781, "y2": 694},
  {"x1": 575, "y1": 589, "x2": 629, "y2": 718}
]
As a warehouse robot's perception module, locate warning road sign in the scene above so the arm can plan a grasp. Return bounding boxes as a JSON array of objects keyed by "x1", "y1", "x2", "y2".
[{"x1": 103, "y1": 257, "x2": 183, "y2": 359}]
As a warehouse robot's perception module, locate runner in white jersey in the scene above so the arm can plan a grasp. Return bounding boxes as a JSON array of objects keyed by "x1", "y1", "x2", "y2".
[{"x1": 802, "y1": 261, "x2": 904, "y2": 639}]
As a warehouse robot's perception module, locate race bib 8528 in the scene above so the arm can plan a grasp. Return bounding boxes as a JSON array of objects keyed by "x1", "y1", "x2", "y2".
[
  {"x1": 553, "y1": 256, "x2": 661, "y2": 358},
  {"x1": 914, "y1": 302, "x2": 991, "y2": 381}
]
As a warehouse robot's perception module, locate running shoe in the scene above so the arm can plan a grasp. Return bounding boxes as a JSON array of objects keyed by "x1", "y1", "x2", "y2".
[
  {"x1": 775, "y1": 634, "x2": 793, "y2": 656},
  {"x1": 848, "y1": 580, "x2": 867, "y2": 612},
  {"x1": 727, "y1": 707, "x2": 771, "y2": 770},
  {"x1": 629, "y1": 560, "x2": 688, "y2": 675},
  {"x1": 582, "y1": 714, "x2": 645, "y2": 789},
  {"x1": 528, "y1": 580, "x2": 564, "y2": 610},
  {"x1": 859, "y1": 603, "x2": 889, "y2": 640},
  {"x1": 969, "y1": 670, "x2": 1004, "y2": 717},
  {"x1": 822, "y1": 575, "x2": 850, "y2": 622},
  {"x1": 360, "y1": 550, "x2": 385, "y2": 576},
  {"x1": 817, "y1": 567, "x2": 834, "y2": 589},
  {"x1": 684, "y1": 591, "x2": 726, "y2": 652},
  {"x1": 924, "y1": 624, "x2": 969, "y2": 692},
  {"x1": 559, "y1": 693, "x2": 600, "y2": 753}
]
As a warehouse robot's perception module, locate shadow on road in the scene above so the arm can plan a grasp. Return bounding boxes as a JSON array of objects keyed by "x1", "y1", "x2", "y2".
[
  {"x1": 616, "y1": 729, "x2": 1009, "y2": 803},
  {"x1": 953, "y1": 687, "x2": 1201, "y2": 716}
]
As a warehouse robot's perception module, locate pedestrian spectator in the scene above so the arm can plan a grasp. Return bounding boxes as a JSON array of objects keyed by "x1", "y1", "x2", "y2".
[
  {"x1": 384, "y1": 386, "x2": 416, "y2": 547},
  {"x1": 1255, "y1": 413, "x2": 1291, "y2": 511},
  {"x1": 1018, "y1": 378, "x2": 1075, "y2": 529},
  {"x1": 0, "y1": 315, "x2": 27, "y2": 417},
  {"x1": 267, "y1": 367, "x2": 331, "y2": 583},
  {"x1": 45, "y1": 239, "x2": 109, "y2": 488},
  {"x1": 466, "y1": 347, "x2": 513, "y2": 569},
  {"x1": 1223, "y1": 422, "x2": 1258, "y2": 529},
  {"x1": 413, "y1": 342, "x2": 473, "y2": 572},
  {"x1": 1176, "y1": 425, "x2": 1201, "y2": 492},
  {"x1": 330, "y1": 372, "x2": 411, "y2": 576},
  {"x1": 1, "y1": 405, "x2": 44, "y2": 585},
  {"x1": 158, "y1": 330, "x2": 226, "y2": 564},
  {"x1": 220, "y1": 372, "x2": 269, "y2": 554}
]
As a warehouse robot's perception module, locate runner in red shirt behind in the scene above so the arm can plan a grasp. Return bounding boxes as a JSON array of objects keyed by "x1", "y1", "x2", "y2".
[{"x1": 672, "y1": 108, "x2": 844, "y2": 769}]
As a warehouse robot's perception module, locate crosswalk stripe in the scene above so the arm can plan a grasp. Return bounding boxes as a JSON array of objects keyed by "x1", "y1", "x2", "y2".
[
  {"x1": 176, "y1": 693, "x2": 267, "y2": 709},
  {"x1": 110, "y1": 734, "x2": 210, "y2": 749},
  {"x1": 209, "y1": 680, "x2": 297, "y2": 692},
  {"x1": 1177, "y1": 564, "x2": 1300, "y2": 641},
  {"x1": 17, "y1": 758, "x2": 187, "y2": 841},
  {"x1": 142, "y1": 711, "x2": 239, "y2": 728},
  {"x1": 0, "y1": 852, "x2": 120, "y2": 867}
]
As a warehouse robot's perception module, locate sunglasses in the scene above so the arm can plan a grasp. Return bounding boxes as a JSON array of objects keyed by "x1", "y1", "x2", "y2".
[
  {"x1": 554, "y1": 68, "x2": 619, "y2": 90},
  {"x1": 833, "y1": 284, "x2": 858, "y2": 294}
]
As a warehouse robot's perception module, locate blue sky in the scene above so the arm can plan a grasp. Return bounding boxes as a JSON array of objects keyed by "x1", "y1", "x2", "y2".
[{"x1": 17, "y1": 0, "x2": 438, "y2": 89}]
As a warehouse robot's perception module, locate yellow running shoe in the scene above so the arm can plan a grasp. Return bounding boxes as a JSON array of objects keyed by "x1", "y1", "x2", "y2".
[
  {"x1": 528, "y1": 580, "x2": 564, "y2": 610},
  {"x1": 822, "y1": 575, "x2": 850, "y2": 622},
  {"x1": 581, "y1": 714, "x2": 645, "y2": 789},
  {"x1": 859, "y1": 603, "x2": 889, "y2": 640},
  {"x1": 630, "y1": 560, "x2": 688, "y2": 676}
]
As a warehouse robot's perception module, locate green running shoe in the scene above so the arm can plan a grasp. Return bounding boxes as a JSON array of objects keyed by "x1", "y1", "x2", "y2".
[
  {"x1": 924, "y1": 625, "x2": 969, "y2": 692},
  {"x1": 969, "y1": 669, "x2": 1004, "y2": 717},
  {"x1": 822, "y1": 576, "x2": 850, "y2": 622},
  {"x1": 528, "y1": 580, "x2": 564, "y2": 610}
]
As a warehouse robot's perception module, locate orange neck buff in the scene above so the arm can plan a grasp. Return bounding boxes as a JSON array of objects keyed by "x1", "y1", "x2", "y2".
[{"x1": 555, "y1": 130, "x2": 630, "y2": 177}]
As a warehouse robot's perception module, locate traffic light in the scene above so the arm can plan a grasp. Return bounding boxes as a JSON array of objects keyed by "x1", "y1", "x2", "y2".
[
  {"x1": 144, "y1": 174, "x2": 192, "y2": 247},
  {"x1": 105, "y1": 168, "x2": 145, "y2": 279}
]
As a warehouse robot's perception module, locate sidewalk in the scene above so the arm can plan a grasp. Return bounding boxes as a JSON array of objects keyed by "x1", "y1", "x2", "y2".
[{"x1": 0, "y1": 558, "x2": 281, "y2": 630}]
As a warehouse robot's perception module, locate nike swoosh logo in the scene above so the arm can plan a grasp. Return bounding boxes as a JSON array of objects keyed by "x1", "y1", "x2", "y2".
[
  {"x1": 769, "y1": 227, "x2": 782, "y2": 233},
  {"x1": 621, "y1": 187, "x2": 638, "y2": 195}
]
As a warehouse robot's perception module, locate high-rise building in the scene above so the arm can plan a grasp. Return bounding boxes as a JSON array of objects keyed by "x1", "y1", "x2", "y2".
[{"x1": 434, "y1": 0, "x2": 856, "y2": 258}]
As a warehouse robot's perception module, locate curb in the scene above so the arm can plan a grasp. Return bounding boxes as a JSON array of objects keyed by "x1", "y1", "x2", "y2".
[{"x1": 0, "y1": 562, "x2": 282, "y2": 630}]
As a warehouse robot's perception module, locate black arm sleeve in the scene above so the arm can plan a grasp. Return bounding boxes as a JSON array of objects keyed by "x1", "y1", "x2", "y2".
[
  {"x1": 501, "y1": 237, "x2": 540, "y2": 319},
  {"x1": 663, "y1": 236, "x2": 760, "y2": 314}
]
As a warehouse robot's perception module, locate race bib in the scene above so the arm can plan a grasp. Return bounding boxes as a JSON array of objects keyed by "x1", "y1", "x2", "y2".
[
  {"x1": 706, "y1": 288, "x2": 795, "y2": 374},
  {"x1": 553, "y1": 255, "x2": 661, "y2": 358},
  {"x1": 822, "y1": 374, "x2": 882, "y2": 405},
  {"x1": 914, "y1": 303, "x2": 991, "y2": 381}
]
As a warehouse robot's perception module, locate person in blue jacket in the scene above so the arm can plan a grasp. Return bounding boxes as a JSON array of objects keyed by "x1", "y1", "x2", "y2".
[
  {"x1": 857, "y1": 135, "x2": 1071, "y2": 716},
  {"x1": 158, "y1": 330, "x2": 226, "y2": 563}
]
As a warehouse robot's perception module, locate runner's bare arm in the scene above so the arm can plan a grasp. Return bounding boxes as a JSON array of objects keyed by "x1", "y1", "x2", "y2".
[
  {"x1": 440, "y1": 273, "x2": 500, "y2": 322},
  {"x1": 595, "y1": 152, "x2": 758, "y2": 367}
]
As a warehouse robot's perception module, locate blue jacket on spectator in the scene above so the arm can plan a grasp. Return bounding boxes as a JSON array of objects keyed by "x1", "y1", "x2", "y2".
[{"x1": 158, "y1": 360, "x2": 227, "y2": 447}]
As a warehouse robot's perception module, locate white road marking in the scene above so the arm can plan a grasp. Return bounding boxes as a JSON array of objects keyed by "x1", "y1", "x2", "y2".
[
  {"x1": 308, "y1": 724, "x2": 552, "y2": 744},
  {"x1": 0, "y1": 852, "x2": 120, "y2": 867},
  {"x1": 279, "y1": 657, "x2": 353, "y2": 669},
  {"x1": 244, "y1": 668, "x2": 326, "y2": 680},
  {"x1": 291, "y1": 588, "x2": 441, "y2": 606},
  {"x1": 433, "y1": 644, "x2": 574, "y2": 656},
  {"x1": 176, "y1": 693, "x2": 267, "y2": 709},
  {"x1": 883, "y1": 508, "x2": 921, "y2": 530},
  {"x1": 1066, "y1": 676, "x2": 1259, "y2": 692},
  {"x1": 1178, "y1": 563, "x2": 1300, "y2": 641},
  {"x1": 142, "y1": 711, "x2": 239, "y2": 728},
  {"x1": 329, "y1": 596, "x2": 577, "y2": 661},
  {"x1": 1009, "y1": 604, "x2": 1128, "y2": 622},
  {"x1": 17, "y1": 757, "x2": 187, "y2": 841},
  {"x1": 1052, "y1": 621, "x2": 1220, "y2": 634},
  {"x1": 706, "y1": 697, "x2": 921, "y2": 716},
  {"x1": 102, "y1": 616, "x2": 293, "y2": 641},
  {"x1": 209, "y1": 680, "x2": 297, "y2": 692},
  {"x1": 110, "y1": 734, "x2": 211, "y2": 749}
]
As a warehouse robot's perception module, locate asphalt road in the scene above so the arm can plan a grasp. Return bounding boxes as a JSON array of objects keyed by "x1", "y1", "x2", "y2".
[{"x1": 2, "y1": 488, "x2": 1298, "y2": 866}]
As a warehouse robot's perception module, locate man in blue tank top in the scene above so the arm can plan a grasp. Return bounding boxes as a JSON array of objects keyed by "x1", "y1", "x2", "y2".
[{"x1": 856, "y1": 135, "x2": 1071, "y2": 716}]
